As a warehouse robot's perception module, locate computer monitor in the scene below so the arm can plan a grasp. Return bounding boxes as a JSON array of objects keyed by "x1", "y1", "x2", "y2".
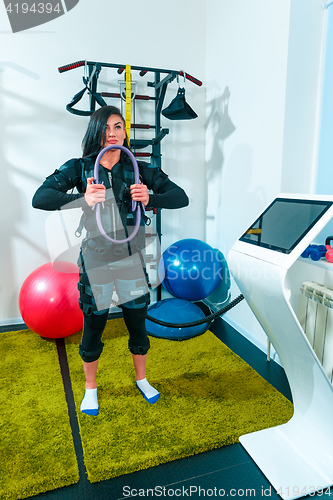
[{"x1": 239, "y1": 197, "x2": 332, "y2": 254}]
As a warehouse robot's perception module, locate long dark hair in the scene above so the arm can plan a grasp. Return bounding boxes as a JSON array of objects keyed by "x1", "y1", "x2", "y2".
[{"x1": 82, "y1": 105, "x2": 131, "y2": 161}]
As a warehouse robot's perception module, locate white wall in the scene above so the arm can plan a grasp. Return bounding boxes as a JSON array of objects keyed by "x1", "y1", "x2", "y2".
[
  {"x1": 281, "y1": 0, "x2": 327, "y2": 194},
  {"x1": 0, "y1": 0, "x2": 206, "y2": 324},
  {"x1": 316, "y1": 5, "x2": 333, "y2": 196},
  {"x1": 205, "y1": 0, "x2": 326, "y2": 353},
  {"x1": 315, "y1": 5, "x2": 333, "y2": 242}
]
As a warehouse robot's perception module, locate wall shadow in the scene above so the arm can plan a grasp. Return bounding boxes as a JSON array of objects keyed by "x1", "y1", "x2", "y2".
[
  {"x1": 0, "y1": 63, "x2": 68, "y2": 320},
  {"x1": 205, "y1": 86, "x2": 236, "y2": 245}
]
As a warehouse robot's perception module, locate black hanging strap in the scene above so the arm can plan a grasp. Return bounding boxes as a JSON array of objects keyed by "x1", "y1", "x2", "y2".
[{"x1": 66, "y1": 64, "x2": 107, "y2": 116}]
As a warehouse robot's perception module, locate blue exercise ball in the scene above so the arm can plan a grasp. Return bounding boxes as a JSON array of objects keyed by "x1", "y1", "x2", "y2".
[
  {"x1": 158, "y1": 239, "x2": 223, "y2": 301},
  {"x1": 206, "y1": 249, "x2": 231, "y2": 305},
  {"x1": 146, "y1": 298, "x2": 209, "y2": 340}
]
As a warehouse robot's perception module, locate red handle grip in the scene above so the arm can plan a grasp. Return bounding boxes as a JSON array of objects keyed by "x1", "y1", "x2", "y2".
[
  {"x1": 58, "y1": 60, "x2": 85, "y2": 73},
  {"x1": 101, "y1": 92, "x2": 150, "y2": 101},
  {"x1": 131, "y1": 124, "x2": 150, "y2": 129},
  {"x1": 101, "y1": 92, "x2": 121, "y2": 99},
  {"x1": 134, "y1": 152, "x2": 152, "y2": 157},
  {"x1": 179, "y1": 71, "x2": 202, "y2": 87}
]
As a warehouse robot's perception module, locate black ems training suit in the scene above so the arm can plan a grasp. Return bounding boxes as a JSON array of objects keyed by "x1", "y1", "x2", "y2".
[{"x1": 33, "y1": 156, "x2": 189, "y2": 362}]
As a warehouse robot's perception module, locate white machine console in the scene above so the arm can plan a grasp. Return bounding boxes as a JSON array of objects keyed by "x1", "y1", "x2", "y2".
[{"x1": 228, "y1": 193, "x2": 333, "y2": 500}]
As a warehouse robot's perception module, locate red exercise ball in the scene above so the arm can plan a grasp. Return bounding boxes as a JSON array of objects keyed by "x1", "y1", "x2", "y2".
[{"x1": 19, "y1": 261, "x2": 83, "y2": 339}]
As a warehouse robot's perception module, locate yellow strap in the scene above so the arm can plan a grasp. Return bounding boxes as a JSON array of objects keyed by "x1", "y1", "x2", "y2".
[
  {"x1": 125, "y1": 65, "x2": 131, "y2": 145},
  {"x1": 246, "y1": 228, "x2": 262, "y2": 235}
]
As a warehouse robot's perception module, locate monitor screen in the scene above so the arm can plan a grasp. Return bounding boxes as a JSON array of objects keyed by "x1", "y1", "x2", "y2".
[{"x1": 239, "y1": 198, "x2": 333, "y2": 254}]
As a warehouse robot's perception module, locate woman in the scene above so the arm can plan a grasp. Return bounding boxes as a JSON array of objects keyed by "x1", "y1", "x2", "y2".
[{"x1": 33, "y1": 106, "x2": 189, "y2": 416}]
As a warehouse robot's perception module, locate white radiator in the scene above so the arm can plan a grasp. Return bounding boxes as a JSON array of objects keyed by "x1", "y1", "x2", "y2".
[{"x1": 298, "y1": 281, "x2": 333, "y2": 383}]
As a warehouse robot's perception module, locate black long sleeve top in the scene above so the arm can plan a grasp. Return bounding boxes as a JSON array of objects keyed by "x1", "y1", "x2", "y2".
[{"x1": 32, "y1": 158, "x2": 189, "y2": 212}]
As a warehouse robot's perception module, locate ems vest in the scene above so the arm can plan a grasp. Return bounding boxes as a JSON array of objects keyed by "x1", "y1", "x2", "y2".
[{"x1": 77, "y1": 157, "x2": 147, "y2": 256}]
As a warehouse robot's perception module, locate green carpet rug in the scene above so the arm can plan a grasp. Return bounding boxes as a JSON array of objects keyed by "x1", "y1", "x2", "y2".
[
  {"x1": 66, "y1": 319, "x2": 294, "y2": 483},
  {"x1": 0, "y1": 329, "x2": 79, "y2": 500}
]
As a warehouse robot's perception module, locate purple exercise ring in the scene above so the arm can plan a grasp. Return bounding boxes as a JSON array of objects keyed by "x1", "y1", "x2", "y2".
[{"x1": 93, "y1": 144, "x2": 141, "y2": 244}]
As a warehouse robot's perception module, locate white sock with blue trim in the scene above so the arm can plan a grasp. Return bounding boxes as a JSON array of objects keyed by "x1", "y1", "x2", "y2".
[
  {"x1": 136, "y1": 378, "x2": 160, "y2": 404},
  {"x1": 80, "y1": 388, "x2": 99, "y2": 416}
]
